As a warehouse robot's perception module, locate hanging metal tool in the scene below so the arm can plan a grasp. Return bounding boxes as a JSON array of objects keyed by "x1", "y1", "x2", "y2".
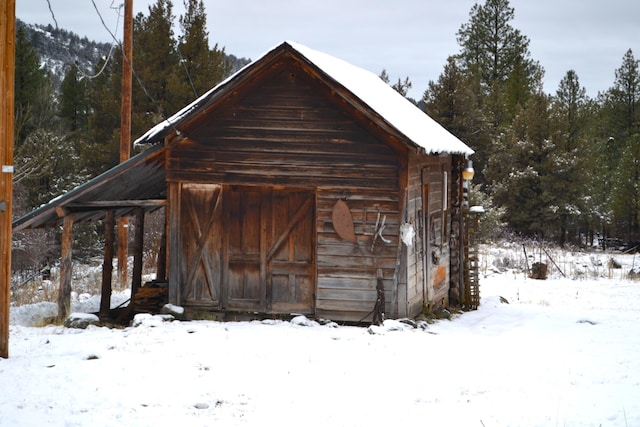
[{"x1": 369, "y1": 211, "x2": 390, "y2": 252}]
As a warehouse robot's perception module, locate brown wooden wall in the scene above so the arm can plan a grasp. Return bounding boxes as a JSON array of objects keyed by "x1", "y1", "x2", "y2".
[
  {"x1": 316, "y1": 189, "x2": 400, "y2": 321},
  {"x1": 403, "y1": 151, "x2": 453, "y2": 316},
  {"x1": 166, "y1": 56, "x2": 400, "y2": 189},
  {"x1": 165, "y1": 55, "x2": 404, "y2": 321}
]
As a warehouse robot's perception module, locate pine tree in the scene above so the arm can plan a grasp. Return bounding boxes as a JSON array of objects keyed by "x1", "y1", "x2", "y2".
[
  {"x1": 422, "y1": 57, "x2": 488, "y2": 181},
  {"x1": 456, "y1": 0, "x2": 541, "y2": 101},
  {"x1": 177, "y1": 0, "x2": 231, "y2": 102},
  {"x1": 132, "y1": 0, "x2": 183, "y2": 138},
  {"x1": 391, "y1": 76, "x2": 412, "y2": 98},
  {"x1": 59, "y1": 65, "x2": 89, "y2": 133},
  {"x1": 546, "y1": 70, "x2": 591, "y2": 245},
  {"x1": 379, "y1": 69, "x2": 390, "y2": 84},
  {"x1": 600, "y1": 49, "x2": 640, "y2": 240},
  {"x1": 14, "y1": 26, "x2": 52, "y2": 145},
  {"x1": 85, "y1": 54, "x2": 121, "y2": 175},
  {"x1": 454, "y1": 0, "x2": 543, "y2": 188},
  {"x1": 488, "y1": 92, "x2": 553, "y2": 237}
]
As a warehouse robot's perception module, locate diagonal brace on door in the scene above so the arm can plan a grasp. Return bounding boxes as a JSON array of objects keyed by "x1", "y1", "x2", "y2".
[
  {"x1": 184, "y1": 189, "x2": 222, "y2": 298},
  {"x1": 266, "y1": 196, "x2": 313, "y2": 262}
]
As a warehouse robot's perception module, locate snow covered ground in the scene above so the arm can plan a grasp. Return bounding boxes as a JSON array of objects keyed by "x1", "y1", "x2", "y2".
[{"x1": 2, "y1": 244, "x2": 640, "y2": 426}]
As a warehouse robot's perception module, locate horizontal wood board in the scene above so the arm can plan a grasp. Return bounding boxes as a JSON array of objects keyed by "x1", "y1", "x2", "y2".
[{"x1": 167, "y1": 57, "x2": 399, "y2": 191}]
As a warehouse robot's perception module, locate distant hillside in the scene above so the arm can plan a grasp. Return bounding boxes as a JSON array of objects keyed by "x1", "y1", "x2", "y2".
[
  {"x1": 16, "y1": 19, "x2": 251, "y2": 90},
  {"x1": 16, "y1": 19, "x2": 112, "y2": 89}
]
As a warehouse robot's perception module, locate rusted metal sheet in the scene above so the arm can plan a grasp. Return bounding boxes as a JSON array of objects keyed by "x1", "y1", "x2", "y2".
[{"x1": 331, "y1": 199, "x2": 356, "y2": 243}]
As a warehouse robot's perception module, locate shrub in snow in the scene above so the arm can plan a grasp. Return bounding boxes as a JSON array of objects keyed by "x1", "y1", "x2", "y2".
[
  {"x1": 64, "y1": 312, "x2": 100, "y2": 329},
  {"x1": 628, "y1": 265, "x2": 640, "y2": 279},
  {"x1": 609, "y1": 258, "x2": 622, "y2": 269}
]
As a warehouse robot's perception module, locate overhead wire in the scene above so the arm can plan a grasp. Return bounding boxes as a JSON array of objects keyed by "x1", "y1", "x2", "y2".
[
  {"x1": 41, "y1": 0, "x2": 120, "y2": 80},
  {"x1": 90, "y1": 0, "x2": 186, "y2": 138},
  {"x1": 176, "y1": 45, "x2": 199, "y2": 99},
  {"x1": 76, "y1": 1, "x2": 122, "y2": 80},
  {"x1": 45, "y1": 0, "x2": 59, "y2": 30}
]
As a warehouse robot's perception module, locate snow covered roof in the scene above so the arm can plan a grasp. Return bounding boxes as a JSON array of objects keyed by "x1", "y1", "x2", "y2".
[{"x1": 135, "y1": 41, "x2": 473, "y2": 156}]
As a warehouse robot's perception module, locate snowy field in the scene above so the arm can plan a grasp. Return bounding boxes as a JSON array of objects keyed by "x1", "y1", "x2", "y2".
[{"x1": 2, "y1": 243, "x2": 640, "y2": 427}]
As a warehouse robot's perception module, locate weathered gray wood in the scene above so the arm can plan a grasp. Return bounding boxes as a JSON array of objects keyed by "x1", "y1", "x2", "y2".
[
  {"x1": 167, "y1": 182, "x2": 180, "y2": 305},
  {"x1": 167, "y1": 62, "x2": 399, "y2": 192},
  {"x1": 99, "y1": 211, "x2": 114, "y2": 319},
  {"x1": 65, "y1": 199, "x2": 166, "y2": 210},
  {"x1": 160, "y1": 55, "x2": 462, "y2": 321},
  {"x1": 131, "y1": 207, "x2": 144, "y2": 298},
  {"x1": 266, "y1": 196, "x2": 313, "y2": 261},
  {"x1": 180, "y1": 184, "x2": 222, "y2": 306},
  {"x1": 156, "y1": 216, "x2": 167, "y2": 282},
  {"x1": 223, "y1": 187, "x2": 315, "y2": 314},
  {"x1": 57, "y1": 215, "x2": 74, "y2": 321}
]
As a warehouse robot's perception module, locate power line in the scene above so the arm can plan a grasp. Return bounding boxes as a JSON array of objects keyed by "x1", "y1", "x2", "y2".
[
  {"x1": 41, "y1": 0, "x2": 120, "y2": 80},
  {"x1": 90, "y1": 0, "x2": 186, "y2": 138},
  {"x1": 176, "y1": 45, "x2": 198, "y2": 99},
  {"x1": 45, "y1": 0, "x2": 58, "y2": 30},
  {"x1": 76, "y1": 2, "x2": 122, "y2": 80}
]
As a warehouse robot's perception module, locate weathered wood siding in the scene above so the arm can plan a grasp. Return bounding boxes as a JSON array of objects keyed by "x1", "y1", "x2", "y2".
[
  {"x1": 316, "y1": 190, "x2": 400, "y2": 322},
  {"x1": 166, "y1": 55, "x2": 403, "y2": 320},
  {"x1": 404, "y1": 151, "x2": 453, "y2": 316},
  {"x1": 167, "y1": 56, "x2": 399, "y2": 189}
]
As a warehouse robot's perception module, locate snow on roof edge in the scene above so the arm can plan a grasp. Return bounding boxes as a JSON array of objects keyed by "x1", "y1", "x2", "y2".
[{"x1": 286, "y1": 41, "x2": 473, "y2": 156}]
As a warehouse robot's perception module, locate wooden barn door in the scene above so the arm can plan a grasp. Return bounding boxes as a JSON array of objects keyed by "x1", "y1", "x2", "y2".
[
  {"x1": 224, "y1": 186, "x2": 315, "y2": 314},
  {"x1": 269, "y1": 190, "x2": 315, "y2": 313},
  {"x1": 179, "y1": 183, "x2": 223, "y2": 307},
  {"x1": 225, "y1": 187, "x2": 263, "y2": 311}
]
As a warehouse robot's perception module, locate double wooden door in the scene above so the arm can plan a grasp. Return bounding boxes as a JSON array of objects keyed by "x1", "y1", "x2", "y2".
[{"x1": 178, "y1": 184, "x2": 315, "y2": 314}]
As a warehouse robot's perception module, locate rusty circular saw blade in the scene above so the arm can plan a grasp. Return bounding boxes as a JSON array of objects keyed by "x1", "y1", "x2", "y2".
[{"x1": 332, "y1": 199, "x2": 357, "y2": 243}]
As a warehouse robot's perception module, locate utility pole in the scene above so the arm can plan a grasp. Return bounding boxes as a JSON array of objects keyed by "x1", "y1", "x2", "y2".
[
  {"x1": 0, "y1": 0, "x2": 16, "y2": 359},
  {"x1": 118, "y1": 0, "x2": 133, "y2": 291}
]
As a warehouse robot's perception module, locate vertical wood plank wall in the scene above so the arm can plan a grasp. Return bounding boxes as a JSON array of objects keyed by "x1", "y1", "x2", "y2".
[{"x1": 405, "y1": 152, "x2": 452, "y2": 316}]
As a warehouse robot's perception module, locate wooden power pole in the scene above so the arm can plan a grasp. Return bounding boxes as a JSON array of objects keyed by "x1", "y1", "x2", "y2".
[
  {"x1": 118, "y1": 0, "x2": 133, "y2": 290},
  {"x1": 1, "y1": 0, "x2": 16, "y2": 359}
]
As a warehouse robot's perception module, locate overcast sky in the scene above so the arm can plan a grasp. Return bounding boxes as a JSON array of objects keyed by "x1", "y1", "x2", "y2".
[{"x1": 15, "y1": 0, "x2": 640, "y2": 100}]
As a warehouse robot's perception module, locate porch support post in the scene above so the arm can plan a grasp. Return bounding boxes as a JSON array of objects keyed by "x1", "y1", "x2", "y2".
[
  {"x1": 131, "y1": 207, "x2": 144, "y2": 297},
  {"x1": 57, "y1": 214, "x2": 74, "y2": 321},
  {"x1": 100, "y1": 211, "x2": 115, "y2": 319},
  {"x1": 168, "y1": 182, "x2": 180, "y2": 305}
]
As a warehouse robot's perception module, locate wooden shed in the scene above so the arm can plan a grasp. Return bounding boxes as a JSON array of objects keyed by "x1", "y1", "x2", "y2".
[{"x1": 13, "y1": 41, "x2": 474, "y2": 322}]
